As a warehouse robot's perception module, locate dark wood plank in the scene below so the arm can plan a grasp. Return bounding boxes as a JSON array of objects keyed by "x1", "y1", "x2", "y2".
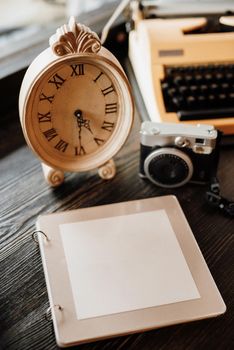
[{"x1": 0, "y1": 60, "x2": 233, "y2": 350}]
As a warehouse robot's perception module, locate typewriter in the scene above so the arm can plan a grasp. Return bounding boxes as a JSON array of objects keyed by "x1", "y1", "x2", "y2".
[{"x1": 128, "y1": 0, "x2": 234, "y2": 134}]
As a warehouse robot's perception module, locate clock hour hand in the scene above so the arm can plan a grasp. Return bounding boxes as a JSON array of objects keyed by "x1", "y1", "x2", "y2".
[{"x1": 74, "y1": 109, "x2": 93, "y2": 134}]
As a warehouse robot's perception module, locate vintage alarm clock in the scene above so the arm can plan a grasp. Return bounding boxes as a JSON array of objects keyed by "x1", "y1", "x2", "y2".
[{"x1": 19, "y1": 17, "x2": 134, "y2": 186}]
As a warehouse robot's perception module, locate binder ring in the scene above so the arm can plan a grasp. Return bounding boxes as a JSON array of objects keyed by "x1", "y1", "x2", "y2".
[
  {"x1": 32, "y1": 230, "x2": 50, "y2": 244},
  {"x1": 45, "y1": 304, "x2": 63, "y2": 321}
]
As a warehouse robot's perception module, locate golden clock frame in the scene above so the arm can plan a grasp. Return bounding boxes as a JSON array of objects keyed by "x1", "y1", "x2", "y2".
[{"x1": 19, "y1": 17, "x2": 134, "y2": 186}]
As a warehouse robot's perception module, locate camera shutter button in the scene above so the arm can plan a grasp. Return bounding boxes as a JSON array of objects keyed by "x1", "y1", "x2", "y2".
[
  {"x1": 175, "y1": 137, "x2": 190, "y2": 147},
  {"x1": 150, "y1": 127, "x2": 160, "y2": 135}
]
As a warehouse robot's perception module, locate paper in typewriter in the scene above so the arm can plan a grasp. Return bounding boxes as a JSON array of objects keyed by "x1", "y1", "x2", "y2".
[{"x1": 60, "y1": 209, "x2": 200, "y2": 320}]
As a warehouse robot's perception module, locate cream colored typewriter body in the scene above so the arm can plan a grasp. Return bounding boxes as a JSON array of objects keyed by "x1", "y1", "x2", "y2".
[{"x1": 129, "y1": 9, "x2": 234, "y2": 134}]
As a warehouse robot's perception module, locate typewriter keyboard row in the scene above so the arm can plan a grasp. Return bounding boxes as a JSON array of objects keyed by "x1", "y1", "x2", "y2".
[{"x1": 161, "y1": 63, "x2": 234, "y2": 120}]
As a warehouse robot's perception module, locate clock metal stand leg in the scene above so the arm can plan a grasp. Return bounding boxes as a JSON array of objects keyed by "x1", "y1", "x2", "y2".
[
  {"x1": 41, "y1": 163, "x2": 65, "y2": 187},
  {"x1": 98, "y1": 159, "x2": 116, "y2": 180}
]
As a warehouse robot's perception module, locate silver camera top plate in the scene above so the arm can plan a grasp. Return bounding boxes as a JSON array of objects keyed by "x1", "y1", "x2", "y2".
[{"x1": 140, "y1": 122, "x2": 217, "y2": 154}]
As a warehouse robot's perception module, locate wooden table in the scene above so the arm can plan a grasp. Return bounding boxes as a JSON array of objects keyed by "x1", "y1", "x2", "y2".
[{"x1": 0, "y1": 57, "x2": 233, "y2": 350}]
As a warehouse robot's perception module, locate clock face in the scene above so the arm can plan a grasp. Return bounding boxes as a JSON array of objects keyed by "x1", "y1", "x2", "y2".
[{"x1": 24, "y1": 55, "x2": 133, "y2": 171}]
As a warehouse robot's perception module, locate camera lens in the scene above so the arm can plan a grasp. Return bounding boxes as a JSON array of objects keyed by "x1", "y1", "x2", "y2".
[{"x1": 144, "y1": 148, "x2": 193, "y2": 188}]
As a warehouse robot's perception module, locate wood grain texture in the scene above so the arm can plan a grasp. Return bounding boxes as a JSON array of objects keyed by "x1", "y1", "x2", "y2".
[{"x1": 0, "y1": 59, "x2": 234, "y2": 350}]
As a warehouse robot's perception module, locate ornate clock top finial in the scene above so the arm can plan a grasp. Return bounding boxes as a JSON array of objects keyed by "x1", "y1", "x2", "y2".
[{"x1": 50, "y1": 17, "x2": 101, "y2": 57}]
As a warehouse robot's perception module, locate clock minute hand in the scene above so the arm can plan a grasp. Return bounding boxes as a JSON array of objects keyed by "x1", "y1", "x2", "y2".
[{"x1": 74, "y1": 109, "x2": 84, "y2": 155}]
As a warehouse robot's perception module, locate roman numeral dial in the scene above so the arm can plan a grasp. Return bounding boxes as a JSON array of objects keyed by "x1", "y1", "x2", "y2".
[
  {"x1": 101, "y1": 85, "x2": 115, "y2": 96},
  {"x1": 36, "y1": 61, "x2": 120, "y2": 160},
  {"x1": 38, "y1": 111, "x2": 51, "y2": 123},
  {"x1": 70, "y1": 64, "x2": 84, "y2": 76},
  {"x1": 39, "y1": 93, "x2": 54, "y2": 103},
  {"x1": 105, "y1": 103, "x2": 118, "y2": 114},
  {"x1": 54, "y1": 139, "x2": 69, "y2": 153},
  {"x1": 102, "y1": 121, "x2": 115, "y2": 132},
  {"x1": 43, "y1": 128, "x2": 58, "y2": 141},
  {"x1": 48, "y1": 73, "x2": 66, "y2": 89}
]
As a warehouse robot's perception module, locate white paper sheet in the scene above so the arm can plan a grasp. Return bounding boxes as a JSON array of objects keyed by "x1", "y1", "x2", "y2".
[{"x1": 60, "y1": 209, "x2": 200, "y2": 320}]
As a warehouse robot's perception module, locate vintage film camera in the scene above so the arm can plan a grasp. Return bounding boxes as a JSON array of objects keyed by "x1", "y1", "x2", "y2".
[{"x1": 140, "y1": 122, "x2": 219, "y2": 188}]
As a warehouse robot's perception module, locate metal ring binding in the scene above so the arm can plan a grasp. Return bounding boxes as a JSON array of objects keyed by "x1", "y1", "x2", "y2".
[
  {"x1": 45, "y1": 304, "x2": 63, "y2": 321},
  {"x1": 32, "y1": 230, "x2": 50, "y2": 244}
]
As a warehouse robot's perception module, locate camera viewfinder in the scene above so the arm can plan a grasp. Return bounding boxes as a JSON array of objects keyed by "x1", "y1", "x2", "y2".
[{"x1": 195, "y1": 138, "x2": 205, "y2": 144}]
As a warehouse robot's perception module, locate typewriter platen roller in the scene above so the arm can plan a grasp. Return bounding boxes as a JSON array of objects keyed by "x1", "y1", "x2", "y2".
[{"x1": 128, "y1": 1, "x2": 234, "y2": 134}]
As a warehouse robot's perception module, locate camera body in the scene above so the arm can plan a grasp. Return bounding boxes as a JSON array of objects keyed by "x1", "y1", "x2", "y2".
[{"x1": 140, "y1": 122, "x2": 219, "y2": 188}]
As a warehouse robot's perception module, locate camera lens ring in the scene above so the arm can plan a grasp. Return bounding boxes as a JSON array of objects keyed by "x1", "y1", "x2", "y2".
[{"x1": 144, "y1": 148, "x2": 193, "y2": 188}]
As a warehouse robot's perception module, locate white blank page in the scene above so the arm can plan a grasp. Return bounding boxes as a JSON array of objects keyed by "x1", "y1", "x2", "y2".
[{"x1": 60, "y1": 209, "x2": 200, "y2": 320}]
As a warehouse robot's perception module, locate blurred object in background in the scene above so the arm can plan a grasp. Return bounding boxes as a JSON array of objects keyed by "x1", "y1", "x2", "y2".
[
  {"x1": 66, "y1": 0, "x2": 116, "y2": 17},
  {"x1": 0, "y1": 0, "x2": 119, "y2": 78},
  {"x1": 0, "y1": 0, "x2": 65, "y2": 29}
]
